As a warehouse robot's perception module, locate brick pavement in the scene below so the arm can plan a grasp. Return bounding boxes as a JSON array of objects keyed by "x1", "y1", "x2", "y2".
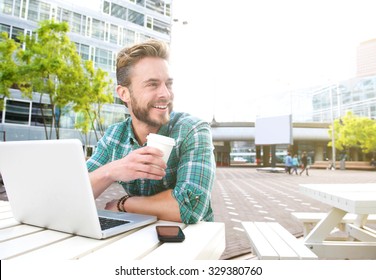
[
  {"x1": 212, "y1": 168, "x2": 376, "y2": 259},
  {"x1": 1, "y1": 167, "x2": 375, "y2": 259}
]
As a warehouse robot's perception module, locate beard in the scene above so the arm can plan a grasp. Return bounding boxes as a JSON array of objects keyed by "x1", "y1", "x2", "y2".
[{"x1": 130, "y1": 91, "x2": 174, "y2": 128}]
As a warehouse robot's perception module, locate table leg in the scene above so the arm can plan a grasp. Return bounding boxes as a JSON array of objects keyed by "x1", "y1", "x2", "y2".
[
  {"x1": 354, "y1": 214, "x2": 368, "y2": 227},
  {"x1": 304, "y1": 208, "x2": 346, "y2": 243}
]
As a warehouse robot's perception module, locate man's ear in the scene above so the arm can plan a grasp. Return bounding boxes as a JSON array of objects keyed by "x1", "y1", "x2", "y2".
[{"x1": 116, "y1": 85, "x2": 131, "y2": 104}]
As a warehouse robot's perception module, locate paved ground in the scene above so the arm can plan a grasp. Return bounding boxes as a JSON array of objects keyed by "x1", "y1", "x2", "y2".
[
  {"x1": 211, "y1": 168, "x2": 376, "y2": 259},
  {"x1": 1, "y1": 167, "x2": 375, "y2": 259}
]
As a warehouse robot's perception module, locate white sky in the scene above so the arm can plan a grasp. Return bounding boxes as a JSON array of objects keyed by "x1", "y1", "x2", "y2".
[
  {"x1": 170, "y1": 0, "x2": 376, "y2": 122},
  {"x1": 65, "y1": 0, "x2": 376, "y2": 122}
]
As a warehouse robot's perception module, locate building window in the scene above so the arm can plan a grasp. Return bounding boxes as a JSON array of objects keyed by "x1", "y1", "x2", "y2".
[
  {"x1": 138, "y1": 33, "x2": 151, "y2": 42},
  {"x1": 4, "y1": 99, "x2": 31, "y2": 125},
  {"x1": 128, "y1": 9, "x2": 144, "y2": 26},
  {"x1": 94, "y1": 47, "x2": 113, "y2": 72},
  {"x1": 31, "y1": 102, "x2": 53, "y2": 127},
  {"x1": 39, "y1": 2, "x2": 51, "y2": 21},
  {"x1": 103, "y1": 1, "x2": 110, "y2": 14},
  {"x1": 0, "y1": 24, "x2": 29, "y2": 44},
  {"x1": 109, "y1": 24, "x2": 118, "y2": 44},
  {"x1": 370, "y1": 105, "x2": 376, "y2": 119},
  {"x1": 121, "y1": 28, "x2": 135, "y2": 46},
  {"x1": 165, "y1": 2, "x2": 171, "y2": 16},
  {"x1": 146, "y1": 16, "x2": 153, "y2": 29},
  {"x1": 0, "y1": 24, "x2": 11, "y2": 38},
  {"x1": 111, "y1": 3, "x2": 127, "y2": 21},
  {"x1": 1, "y1": 0, "x2": 13, "y2": 15},
  {"x1": 92, "y1": 18, "x2": 105, "y2": 40},
  {"x1": 145, "y1": 0, "x2": 170, "y2": 16},
  {"x1": 363, "y1": 79, "x2": 376, "y2": 99},
  {"x1": 71, "y1": 13, "x2": 86, "y2": 35},
  {"x1": 75, "y1": 42, "x2": 90, "y2": 61},
  {"x1": 10, "y1": 26, "x2": 24, "y2": 42},
  {"x1": 98, "y1": 104, "x2": 126, "y2": 131},
  {"x1": 14, "y1": 0, "x2": 27, "y2": 18},
  {"x1": 146, "y1": 0, "x2": 164, "y2": 15},
  {"x1": 27, "y1": 0, "x2": 39, "y2": 22},
  {"x1": 153, "y1": 18, "x2": 169, "y2": 35},
  {"x1": 59, "y1": 105, "x2": 75, "y2": 129},
  {"x1": 61, "y1": 8, "x2": 72, "y2": 25},
  {"x1": 342, "y1": 88, "x2": 351, "y2": 104}
]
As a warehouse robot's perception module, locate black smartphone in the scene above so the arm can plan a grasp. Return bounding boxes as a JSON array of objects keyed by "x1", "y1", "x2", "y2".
[{"x1": 156, "y1": 225, "x2": 185, "y2": 242}]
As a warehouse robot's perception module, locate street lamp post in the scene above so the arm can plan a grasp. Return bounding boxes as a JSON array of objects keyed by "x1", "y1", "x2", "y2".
[{"x1": 330, "y1": 85, "x2": 336, "y2": 170}]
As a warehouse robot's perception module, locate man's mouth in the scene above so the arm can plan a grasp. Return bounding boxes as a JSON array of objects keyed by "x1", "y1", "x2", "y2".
[{"x1": 153, "y1": 104, "x2": 168, "y2": 110}]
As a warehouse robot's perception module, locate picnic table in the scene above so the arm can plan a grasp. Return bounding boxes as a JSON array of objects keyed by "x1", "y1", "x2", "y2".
[
  {"x1": 0, "y1": 201, "x2": 225, "y2": 260},
  {"x1": 299, "y1": 183, "x2": 376, "y2": 259}
]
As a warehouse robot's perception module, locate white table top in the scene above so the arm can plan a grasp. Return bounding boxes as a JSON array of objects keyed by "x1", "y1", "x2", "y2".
[
  {"x1": 299, "y1": 183, "x2": 376, "y2": 214},
  {"x1": 0, "y1": 201, "x2": 225, "y2": 260}
]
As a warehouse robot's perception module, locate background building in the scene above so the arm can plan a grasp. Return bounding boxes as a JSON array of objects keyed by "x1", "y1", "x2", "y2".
[
  {"x1": 357, "y1": 38, "x2": 376, "y2": 77},
  {"x1": 0, "y1": 0, "x2": 172, "y2": 145},
  {"x1": 1, "y1": 0, "x2": 376, "y2": 165}
]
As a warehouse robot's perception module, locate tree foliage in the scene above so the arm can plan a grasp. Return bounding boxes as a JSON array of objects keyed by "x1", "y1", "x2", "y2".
[
  {"x1": 74, "y1": 60, "x2": 114, "y2": 142},
  {"x1": 328, "y1": 111, "x2": 376, "y2": 156},
  {"x1": 0, "y1": 32, "x2": 20, "y2": 109},
  {"x1": 16, "y1": 20, "x2": 85, "y2": 139},
  {"x1": 1, "y1": 20, "x2": 114, "y2": 141}
]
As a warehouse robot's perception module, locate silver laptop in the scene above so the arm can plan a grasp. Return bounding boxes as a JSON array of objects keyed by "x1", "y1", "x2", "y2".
[{"x1": 0, "y1": 139, "x2": 157, "y2": 239}]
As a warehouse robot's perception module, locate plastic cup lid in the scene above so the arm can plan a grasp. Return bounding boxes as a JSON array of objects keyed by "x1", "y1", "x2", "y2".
[{"x1": 146, "y1": 133, "x2": 175, "y2": 146}]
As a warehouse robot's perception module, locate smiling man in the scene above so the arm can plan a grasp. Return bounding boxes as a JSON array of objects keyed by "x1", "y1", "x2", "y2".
[{"x1": 87, "y1": 40, "x2": 216, "y2": 224}]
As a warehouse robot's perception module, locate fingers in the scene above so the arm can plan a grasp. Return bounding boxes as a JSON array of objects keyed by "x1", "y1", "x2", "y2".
[
  {"x1": 134, "y1": 146, "x2": 167, "y2": 168},
  {"x1": 114, "y1": 146, "x2": 168, "y2": 182},
  {"x1": 105, "y1": 199, "x2": 118, "y2": 211},
  {"x1": 132, "y1": 160, "x2": 166, "y2": 179}
]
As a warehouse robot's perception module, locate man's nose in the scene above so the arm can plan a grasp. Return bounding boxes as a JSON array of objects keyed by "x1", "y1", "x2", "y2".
[{"x1": 158, "y1": 83, "x2": 172, "y2": 98}]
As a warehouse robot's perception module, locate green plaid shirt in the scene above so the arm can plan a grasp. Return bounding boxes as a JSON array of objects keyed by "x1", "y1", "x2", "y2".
[{"x1": 87, "y1": 112, "x2": 216, "y2": 224}]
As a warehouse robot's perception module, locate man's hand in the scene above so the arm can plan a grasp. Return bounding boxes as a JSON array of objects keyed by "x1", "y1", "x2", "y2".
[
  {"x1": 109, "y1": 146, "x2": 167, "y2": 182},
  {"x1": 90, "y1": 146, "x2": 167, "y2": 198},
  {"x1": 105, "y1": 199, "x2": 118, "y2": 211}
]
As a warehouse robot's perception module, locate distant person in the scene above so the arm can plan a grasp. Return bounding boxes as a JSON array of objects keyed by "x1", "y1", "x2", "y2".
[
  {"x1": 371, "y1": 158, "x2": 376, "y2": 167},
  {"x1": 284, "y1": 152, "x2": 292, "y2": 174},
  {"x1": 86, "y1": 40, "x2": 216, "y2": 224},
  {"x1": 299, "y1": 151, "x2": 309, "y2": 176},
  {"x1": 292, "y1": 154, "x2": 299, "y2": 175}
]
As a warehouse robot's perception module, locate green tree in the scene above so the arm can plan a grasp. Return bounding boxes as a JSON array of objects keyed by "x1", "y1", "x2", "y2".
[
  {"x1": 328, "y1": 111, "x2": 376, "y2": 158},
  {"x1": 1, "y1": 19, "x2": 115, "y2": 142},
  {"x1": 0, "y1": 32, "x2": 20, "y2": 109},
  {"x1": 355, "y1": 116, "x2": 376, "y2": 154},
  {"x1": 16, "y1": 20, "x2": 85, "y2": 139},
  {"x1": 74, "y1": 60, "x2": 114, "y2": 143}
]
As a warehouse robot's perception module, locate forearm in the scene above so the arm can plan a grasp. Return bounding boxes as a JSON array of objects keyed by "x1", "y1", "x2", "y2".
[
  {"x1": 124, "y1": 190, "x2": 182, "y2": 222},
  {"x1": 89, "y1": 165, "x2": 115, "y2": 198},
  {"x1": 89, "y1": 147, "x2": 166, "y2": 198}
]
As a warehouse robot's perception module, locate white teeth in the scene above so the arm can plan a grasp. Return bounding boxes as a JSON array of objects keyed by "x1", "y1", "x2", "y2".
[{"x1": 154, "y1": 105, "x2": 167, "y2": 109}]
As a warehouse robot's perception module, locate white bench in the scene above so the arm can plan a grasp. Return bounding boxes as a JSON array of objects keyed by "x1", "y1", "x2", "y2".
[
  {"x1": 242, "y1": 222, "x2": 318, "y2": 260},
  {"x1": 291, "y1": 212, "x2": 376, "y2": 237}
]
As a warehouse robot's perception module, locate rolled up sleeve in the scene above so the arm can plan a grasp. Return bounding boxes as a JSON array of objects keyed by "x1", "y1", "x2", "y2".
[{"x1": 172, "y1": 123, "x2": 216, "y2": 224}]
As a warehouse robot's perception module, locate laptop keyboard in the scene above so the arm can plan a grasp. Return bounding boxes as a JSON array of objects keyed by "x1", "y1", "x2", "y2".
[{"x1": 99, "y1": 217, "x2": 130, "y2": 230}]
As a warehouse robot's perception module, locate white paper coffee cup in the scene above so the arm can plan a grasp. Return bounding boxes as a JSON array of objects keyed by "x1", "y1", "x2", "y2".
[{"x1": 146, "y1": 133, "x2": 175, "y2": 163}]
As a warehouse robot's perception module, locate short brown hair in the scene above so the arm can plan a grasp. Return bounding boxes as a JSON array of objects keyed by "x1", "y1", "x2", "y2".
[{"x1": 116, "y1": 40, "x2": 169, "y2": 87}]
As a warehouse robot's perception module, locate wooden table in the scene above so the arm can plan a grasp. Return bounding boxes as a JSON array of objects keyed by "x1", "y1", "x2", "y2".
[
  {"x1": 299, "y1": 183, "x2": 376, "y2": 259},
  {"x1": 0, "y1": 201, "x2": 225, "y2": 260}
]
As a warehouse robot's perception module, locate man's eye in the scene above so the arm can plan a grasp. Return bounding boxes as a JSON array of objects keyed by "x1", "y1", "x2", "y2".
[{"x1": 148, "y1": 83, "x2": 159, "y2": 88}]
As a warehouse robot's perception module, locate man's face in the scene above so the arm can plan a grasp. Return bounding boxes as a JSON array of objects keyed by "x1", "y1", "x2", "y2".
[{"x1": 128, "y1": 57, "x2": 174, "y2": 128}]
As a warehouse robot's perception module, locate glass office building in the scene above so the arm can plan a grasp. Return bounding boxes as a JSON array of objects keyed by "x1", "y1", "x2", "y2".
[
  {"x1": 1, "y1": 0, "x2": 376, "y2": 163},
  {"x1": 0, "y1": 0, "x2": 172, "y2": 143},
  {"x1": 309, "y1": 76, "x2": 376, "y2": 122}
]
